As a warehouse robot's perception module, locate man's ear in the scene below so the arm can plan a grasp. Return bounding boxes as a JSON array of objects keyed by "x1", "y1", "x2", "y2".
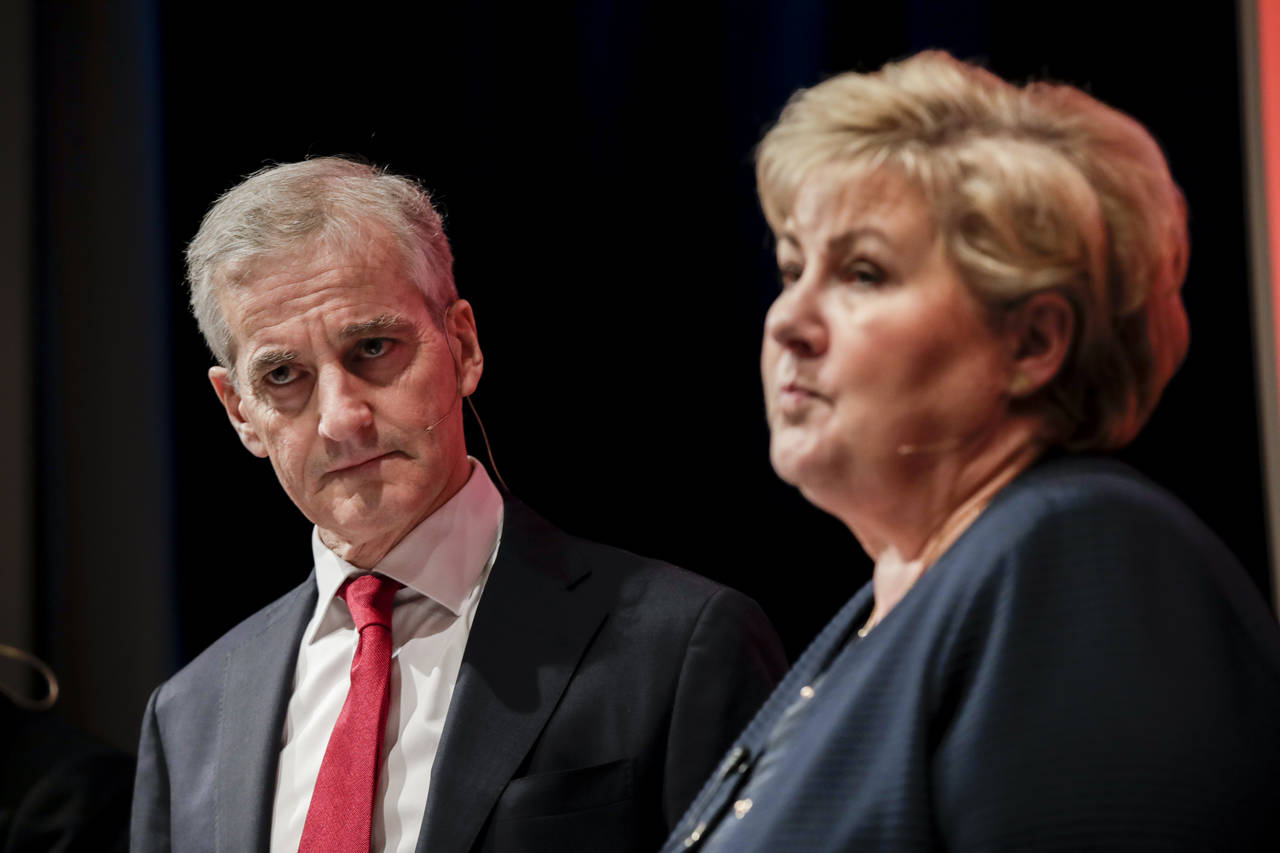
[
  {"x1": 209, "y1": 366, "x2": 269, "y2": 458},
  {"x1": 445, "y1": 299, "x2": 484, "y2": 397},
  {"x1": 1004, "y1": 290, "x2": 1075, "y2": 398}
]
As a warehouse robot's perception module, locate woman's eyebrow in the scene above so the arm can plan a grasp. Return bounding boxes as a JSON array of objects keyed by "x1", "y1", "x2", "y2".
[
  {"x1": 826, "y1": 227, "x2": 895, "y2": 255},
  {"x1": 778, "y1": 227, "x2": 896, "y2": 254}
]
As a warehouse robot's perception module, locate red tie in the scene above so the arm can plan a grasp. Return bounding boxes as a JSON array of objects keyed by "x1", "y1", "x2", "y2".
[{"x1": 298, "y1": 574, "x2": 402, "y2": 853}]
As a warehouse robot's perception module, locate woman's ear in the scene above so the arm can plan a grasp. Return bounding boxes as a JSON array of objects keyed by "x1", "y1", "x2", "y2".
[{"x1": 1004, "y1": 290, "x2": 1075, "y2": 398}]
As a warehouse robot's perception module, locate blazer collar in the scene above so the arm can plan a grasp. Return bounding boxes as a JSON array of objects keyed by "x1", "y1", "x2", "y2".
[
  {"x1": 415, "y1": 497, "x2": 606, "y2": 853},
  {"x1": 214, "y1": 579, "x2": 317, "y2": 853}
]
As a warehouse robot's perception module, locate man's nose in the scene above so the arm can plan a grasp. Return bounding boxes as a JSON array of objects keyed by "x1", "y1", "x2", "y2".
[
  {"x1": 316, "y1": 367, "x2": 374, "y2": 442},
  {"x1": 765, "y1": 280, "x2": 828, "y2": 359}
]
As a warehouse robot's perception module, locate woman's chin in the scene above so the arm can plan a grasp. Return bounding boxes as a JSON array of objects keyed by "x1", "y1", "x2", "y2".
[{"x1": 770, "y1": 434, "x2": 837, "y2": 491}]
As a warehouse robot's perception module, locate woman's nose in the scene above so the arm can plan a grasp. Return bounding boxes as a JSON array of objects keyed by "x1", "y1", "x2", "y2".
[{"x1": 765, "y1": 281, "x2": 827, "y2": 359}]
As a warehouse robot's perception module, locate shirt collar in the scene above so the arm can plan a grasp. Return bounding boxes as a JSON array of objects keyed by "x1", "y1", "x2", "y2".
[{"x1": 311, "y1": 458, "x2": 504, "y2": 619}]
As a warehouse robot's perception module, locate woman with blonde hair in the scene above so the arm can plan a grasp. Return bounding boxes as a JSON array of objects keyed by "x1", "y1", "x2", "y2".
[{"x1": 664, "y1": 51, "x2": 1280, "y2": 851}]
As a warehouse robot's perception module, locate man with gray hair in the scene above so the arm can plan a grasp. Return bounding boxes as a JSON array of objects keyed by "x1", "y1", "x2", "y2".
[{"x1": 130, "y1": 157, "x2": 786, "y2": 853}]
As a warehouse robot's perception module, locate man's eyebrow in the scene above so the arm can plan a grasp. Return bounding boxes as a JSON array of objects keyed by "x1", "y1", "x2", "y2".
[
  {"x1": 338, "y1": 314, "x2": 410, "y2": 340},
  {"x1": 248, "y1": 349, "x2": 297, "y2": 378}
]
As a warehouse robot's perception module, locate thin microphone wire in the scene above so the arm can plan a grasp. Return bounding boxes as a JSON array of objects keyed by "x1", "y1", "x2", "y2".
[
  {"x1": 422, "y1": 373, "x2": 462, "y2": 435},
  {"x1": 428, "y1": 332, "x2": 509, "y2": 492},
  {"x1": 423, "y1": 300, "x2": 466, "y2": 436},
  {"x1": 466, "y1": 395, "x2": 509, "y2": 492}
]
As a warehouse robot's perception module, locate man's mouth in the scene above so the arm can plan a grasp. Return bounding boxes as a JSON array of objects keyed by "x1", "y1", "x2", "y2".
[{"x1": 328, "y1": 450, "x2": 398, "y2": 476}]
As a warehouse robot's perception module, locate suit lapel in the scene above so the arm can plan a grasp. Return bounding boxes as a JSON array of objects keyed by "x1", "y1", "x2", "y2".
[
  {"x1": 215, "y1": 581, "x2": 317, "y2": 853},
  {"x1": 661, "y1": 584, "x2": 873, "y2": 853},
  {"x1": 416, "y1": 500, "x2": 608, "y2": 853}
]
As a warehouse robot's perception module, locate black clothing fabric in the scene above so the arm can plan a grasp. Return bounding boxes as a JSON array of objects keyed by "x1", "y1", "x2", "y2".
[
  {"x1": 133, "y1": 498, "x2": 787, "y2": 853},
  {"x1": 0, "y1": 697, "x2": 134, "y2": 853}
]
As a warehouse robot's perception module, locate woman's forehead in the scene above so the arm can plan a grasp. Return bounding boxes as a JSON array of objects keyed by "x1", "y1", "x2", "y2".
[{"x1": 782, "y1": 164, "x2": 937, "y2": 252}]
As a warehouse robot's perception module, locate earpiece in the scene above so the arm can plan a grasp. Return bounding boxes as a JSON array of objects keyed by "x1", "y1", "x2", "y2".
[
  {"x1": 423, "y1": 301, "x2": 465, "y2": 434},
  {"x1": 438, "y1": 299, "x2": 507, "y2": 489}
]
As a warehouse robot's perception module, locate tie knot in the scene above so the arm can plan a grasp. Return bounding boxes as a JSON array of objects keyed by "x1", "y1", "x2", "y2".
[{"x1": 339, "y1": 574, "x2": 401, "y2": 631}]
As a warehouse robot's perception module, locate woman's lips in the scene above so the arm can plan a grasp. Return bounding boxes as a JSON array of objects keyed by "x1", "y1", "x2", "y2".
[{"x1": 778, "y1": 381, "x2": 825, "y2": 414}]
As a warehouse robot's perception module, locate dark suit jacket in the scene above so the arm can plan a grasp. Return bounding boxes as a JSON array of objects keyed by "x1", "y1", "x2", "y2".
[
  {"x1": 665, "y1": 456, "x2": 1280, "y2": 852},
  {"x1": 131, "y1": 498, "x2": 786, "y2": 853}
]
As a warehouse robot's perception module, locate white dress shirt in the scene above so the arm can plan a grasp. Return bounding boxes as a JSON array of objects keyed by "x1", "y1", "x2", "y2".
[{"x1": 270, "y1": 461, "x2": 504, "y2": 853}]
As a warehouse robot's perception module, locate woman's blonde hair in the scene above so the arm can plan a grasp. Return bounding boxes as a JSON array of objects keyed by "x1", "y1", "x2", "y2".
[{"x1": 757, "y1": 51, "x2": 1189, "y2": 451}]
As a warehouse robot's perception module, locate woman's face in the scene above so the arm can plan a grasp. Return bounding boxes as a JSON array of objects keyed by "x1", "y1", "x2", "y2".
[{"x1": 761, "y1": 166, "x2": 1016, "y2": 510}]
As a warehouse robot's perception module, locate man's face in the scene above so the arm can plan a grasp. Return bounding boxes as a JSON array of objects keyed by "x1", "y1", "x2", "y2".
[{"x1": 208, "y1": 230, "x2": 483, "y2": 567}]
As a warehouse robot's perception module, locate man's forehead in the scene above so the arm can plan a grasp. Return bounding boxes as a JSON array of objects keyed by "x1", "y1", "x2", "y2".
[
  {"x1": 224, "y1": 229, "x2": 414, "y2": 306},
  {"x1": 228, "y1": 230, "x2": 399, "y2": 287},
  {"x1": 229, "y1": 284, "x2": 421, "y2": 342},
  {"x1": 219, "y1": 248, "x2": 426, "y2": 371}
]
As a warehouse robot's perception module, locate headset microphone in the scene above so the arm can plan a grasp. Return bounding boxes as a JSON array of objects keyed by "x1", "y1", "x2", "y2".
[
  {"x1": 894, "y1": 376, "x2": 1015, "y2": 457},
  {"x1": 421, "y1": 359, "x2": 462, "y2": 435},
  {"x1": 896, "y1": 436, "x2": 963, "y2": 456},
  {"x1": 422, "y1": 303, "x2": 467, "y2": 435}
]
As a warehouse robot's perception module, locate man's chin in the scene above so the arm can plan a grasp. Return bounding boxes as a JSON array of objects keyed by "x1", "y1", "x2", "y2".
[
  {"x1": 315, "y1": 511, "x2": 408, "y2": 568},
  {"x1": 315, "y1": 490, "x2": 395, "y2": 533}
]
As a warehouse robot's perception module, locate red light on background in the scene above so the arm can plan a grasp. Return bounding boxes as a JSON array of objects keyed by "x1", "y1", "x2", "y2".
[{"x1": 1260, "y1": 0, "x2": 1280, "y2": 387}]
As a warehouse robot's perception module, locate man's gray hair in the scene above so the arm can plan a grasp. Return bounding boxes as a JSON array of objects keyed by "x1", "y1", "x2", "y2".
[{"x1": 187, "y1": 157, "x2": 457, "y2": 370}]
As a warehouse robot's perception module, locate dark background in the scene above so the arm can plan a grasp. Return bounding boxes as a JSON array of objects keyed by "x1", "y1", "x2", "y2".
[{"x1": 14, "y1": 0, "x2": 1270, "y2": 750}]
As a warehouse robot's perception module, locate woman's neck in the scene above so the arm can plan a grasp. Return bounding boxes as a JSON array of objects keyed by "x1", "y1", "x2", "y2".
[{"x1": 849, "y1": 424, "x2": 1044, "y2": 633}]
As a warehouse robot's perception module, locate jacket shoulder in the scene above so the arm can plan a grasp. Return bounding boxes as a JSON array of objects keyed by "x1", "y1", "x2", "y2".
[
  {"x1": 933, "y1": 455, "x2": 1280, "y2": 676},
  {"x1": 951, "y1": 455, "x2": 1238, "y2": 582},
  {"x1": 152, "y1": 580, "x2": 315, "y2": 707},
  {"x1": 503, "y1": 497, "x2": 754, "y2": 619}
]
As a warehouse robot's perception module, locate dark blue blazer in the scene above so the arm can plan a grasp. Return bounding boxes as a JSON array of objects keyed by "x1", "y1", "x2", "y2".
[
  {"x1": 665, "y1": 457, "x2": 1280, "y2": 851},
  {"x1": 130, "y1": 498, "x2": 786, "y2": 853}
]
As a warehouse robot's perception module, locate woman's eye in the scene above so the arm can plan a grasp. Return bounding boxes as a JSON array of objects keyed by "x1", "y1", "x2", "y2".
[
  {"x1": 264, "y1": 365, "x2": 296, "y2": 386},
  {"x1": 841, "y1": 262, "x2": 885, "y2": 286},
  {"x1": 778, "y1": 264, "x2": 803, "y2": 288}
]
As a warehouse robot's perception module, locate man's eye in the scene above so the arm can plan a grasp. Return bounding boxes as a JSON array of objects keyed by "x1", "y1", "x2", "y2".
[
  {"x1": 358, "y1": 338, "x2": 390, "y2": 358},
  {"x1": 264, "y1": 365, "x2": 296, "y2": 386}
]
